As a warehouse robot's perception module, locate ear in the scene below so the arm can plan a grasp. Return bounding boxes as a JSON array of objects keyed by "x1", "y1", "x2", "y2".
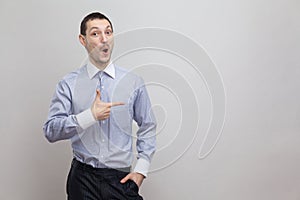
[{"x1": 79, "y1": 34, "x2": 86, "y2": 46}]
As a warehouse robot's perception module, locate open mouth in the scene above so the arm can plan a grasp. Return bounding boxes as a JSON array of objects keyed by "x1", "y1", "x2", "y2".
[{"x1": 101, "y1": 46, "x2": 109, "y2": 54}]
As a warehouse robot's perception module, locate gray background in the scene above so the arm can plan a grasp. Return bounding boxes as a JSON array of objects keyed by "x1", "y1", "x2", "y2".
[{"x1": 0, "y1": 0, "x2": 299, "y2": 199}]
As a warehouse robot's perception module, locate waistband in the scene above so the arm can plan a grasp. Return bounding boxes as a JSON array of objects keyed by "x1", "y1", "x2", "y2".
[{"x1": 71, "y1": 158, "x2": 131, "y2": 173}]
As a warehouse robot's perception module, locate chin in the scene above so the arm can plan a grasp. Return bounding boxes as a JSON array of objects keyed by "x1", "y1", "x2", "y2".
[
  {"x1": 101, "y1": 58, "x2": 110, "y2": 63},
  {"x1": 100, "y1": 56, "x2": 111, "y2": 63}
]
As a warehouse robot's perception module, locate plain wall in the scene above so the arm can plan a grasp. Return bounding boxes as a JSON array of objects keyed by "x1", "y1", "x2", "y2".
[{"x1": 0, "y1": 0, "x2": 299, "y2": 199}]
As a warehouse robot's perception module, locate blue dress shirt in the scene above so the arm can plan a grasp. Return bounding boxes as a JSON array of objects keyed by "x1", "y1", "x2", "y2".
[{"x1": 43, "y1": 62, "x2": 156, "y2": 177}]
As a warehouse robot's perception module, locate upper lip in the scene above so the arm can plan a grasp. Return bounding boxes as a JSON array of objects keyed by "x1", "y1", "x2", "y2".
[{"x1": 100, "y1": 45, "x2": 109, "y2": 51}]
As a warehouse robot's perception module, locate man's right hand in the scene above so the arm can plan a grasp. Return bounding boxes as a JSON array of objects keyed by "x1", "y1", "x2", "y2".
[{"x1": 91, "y1": 89, "x2": 125, "y2": 120}]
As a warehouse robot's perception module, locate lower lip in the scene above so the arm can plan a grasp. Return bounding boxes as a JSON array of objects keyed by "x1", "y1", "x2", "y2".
[{"x1": 102, "y1": 50, "x2": 109, "y2": 56}]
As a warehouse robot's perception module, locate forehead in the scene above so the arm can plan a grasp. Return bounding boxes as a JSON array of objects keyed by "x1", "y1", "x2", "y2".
[{"x1": 86, "y1": 18, "x2": 112, "y2": 30}]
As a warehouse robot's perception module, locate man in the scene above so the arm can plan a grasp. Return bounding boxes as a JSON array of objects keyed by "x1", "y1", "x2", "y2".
[{"x1": 43, "y1": 12, "x2": 156, "y2": 200}]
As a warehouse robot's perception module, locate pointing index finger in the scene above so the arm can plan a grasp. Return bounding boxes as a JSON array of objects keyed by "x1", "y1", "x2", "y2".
[{"x1": 110, "y1": 102, "x2": 125, "y2": 107}]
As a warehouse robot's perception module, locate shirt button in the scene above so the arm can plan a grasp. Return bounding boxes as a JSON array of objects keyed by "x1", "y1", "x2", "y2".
[
  {"x1": 102, "y1": 121, "x2": 105, "y2": 124},
  {"x1": 100, "y1": 155, "x2": 104, "y2": 159},
  {"x1": 101, "y1": 86, "x2": 104, "y2": 89},
  {"x1": 101, "y1": 139, "x2": 105, "y2": 142}
]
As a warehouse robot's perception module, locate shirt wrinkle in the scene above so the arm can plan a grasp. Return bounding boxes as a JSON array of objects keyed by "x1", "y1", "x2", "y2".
[{"x1": 43, "y1": 63, "x2": 156, "y2": 176}]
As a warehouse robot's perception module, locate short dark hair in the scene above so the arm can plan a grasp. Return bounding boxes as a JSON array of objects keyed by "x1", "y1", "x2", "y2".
[{"x1": 80, "y1": 12, "x2": 113, "y2": 35}]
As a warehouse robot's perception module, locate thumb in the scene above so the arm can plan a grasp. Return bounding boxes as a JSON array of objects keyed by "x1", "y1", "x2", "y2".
[
  {"x1": 120, "y1": 174, "x2": 130, "y2": 184},
  {"x1": 95, "y1": 89, "x2": 101, "y2": 101}
]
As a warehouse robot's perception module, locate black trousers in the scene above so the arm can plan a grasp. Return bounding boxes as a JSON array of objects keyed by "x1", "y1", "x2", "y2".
[{"x1": 67, "y1": 158, "x2": 143, "y2": 200}]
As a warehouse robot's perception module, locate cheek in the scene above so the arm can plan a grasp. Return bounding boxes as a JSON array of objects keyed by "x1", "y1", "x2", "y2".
[
  {"x1": 86, "y1": 41, "x2": 99, "y2": 51},
  {"x1": 109, "y1": 39, "x2": 114, "y2": 48},
  {"x1": 109, "y1": 37, "x2": 114, "y2": 44}
]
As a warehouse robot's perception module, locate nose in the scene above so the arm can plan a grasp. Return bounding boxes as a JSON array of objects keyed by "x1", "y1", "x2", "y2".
[{"x1": 101, "y1": 32, "x2": 108, "y2": 43}]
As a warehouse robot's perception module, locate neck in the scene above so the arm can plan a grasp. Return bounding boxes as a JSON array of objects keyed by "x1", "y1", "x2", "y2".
[{"x1": 90, "y1": 58, "x2": 110, "y2": 71}]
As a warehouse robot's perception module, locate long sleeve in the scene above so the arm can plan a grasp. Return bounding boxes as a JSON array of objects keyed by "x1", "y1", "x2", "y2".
[
  {"x1": 43, "y1": 79, "x2": 79, "y2": 143},
  {"x1": 132, "y1": 78, "x2": 157, "y2": 177},
  {"x1": 44, "y1": 64, "x2": 156, "y2": 171}
]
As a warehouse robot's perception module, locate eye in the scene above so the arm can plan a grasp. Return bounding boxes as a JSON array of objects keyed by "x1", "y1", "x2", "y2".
[
  {"x1": 91, "y1": 32, "x2": 99, "y2": 37},
  {"x1": 105, "y1": 30, "x2": 112, "y2": 36}
]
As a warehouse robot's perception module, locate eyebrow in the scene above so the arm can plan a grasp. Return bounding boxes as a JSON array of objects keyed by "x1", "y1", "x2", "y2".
[{"x1": 89, "y1": 25, "x2": 112, "y2": 32}]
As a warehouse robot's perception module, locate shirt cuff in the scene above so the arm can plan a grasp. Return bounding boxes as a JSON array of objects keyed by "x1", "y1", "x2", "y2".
[
  {"x1": 76, "y1": 109, "x2": 97, "y2": 130},
  {"x1": 133, "y1": 158, "x2": 151, "y2": 178}
]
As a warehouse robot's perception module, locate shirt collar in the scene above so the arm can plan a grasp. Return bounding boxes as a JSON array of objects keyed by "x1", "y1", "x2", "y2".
[{"x1": 87, "y1": 60, "x2": 116, "y2": 79}]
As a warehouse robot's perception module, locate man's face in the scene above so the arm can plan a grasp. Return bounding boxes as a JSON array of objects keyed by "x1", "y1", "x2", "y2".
[{"x1": 79, "y1": 19, "x2": 114, "y2": 67}]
